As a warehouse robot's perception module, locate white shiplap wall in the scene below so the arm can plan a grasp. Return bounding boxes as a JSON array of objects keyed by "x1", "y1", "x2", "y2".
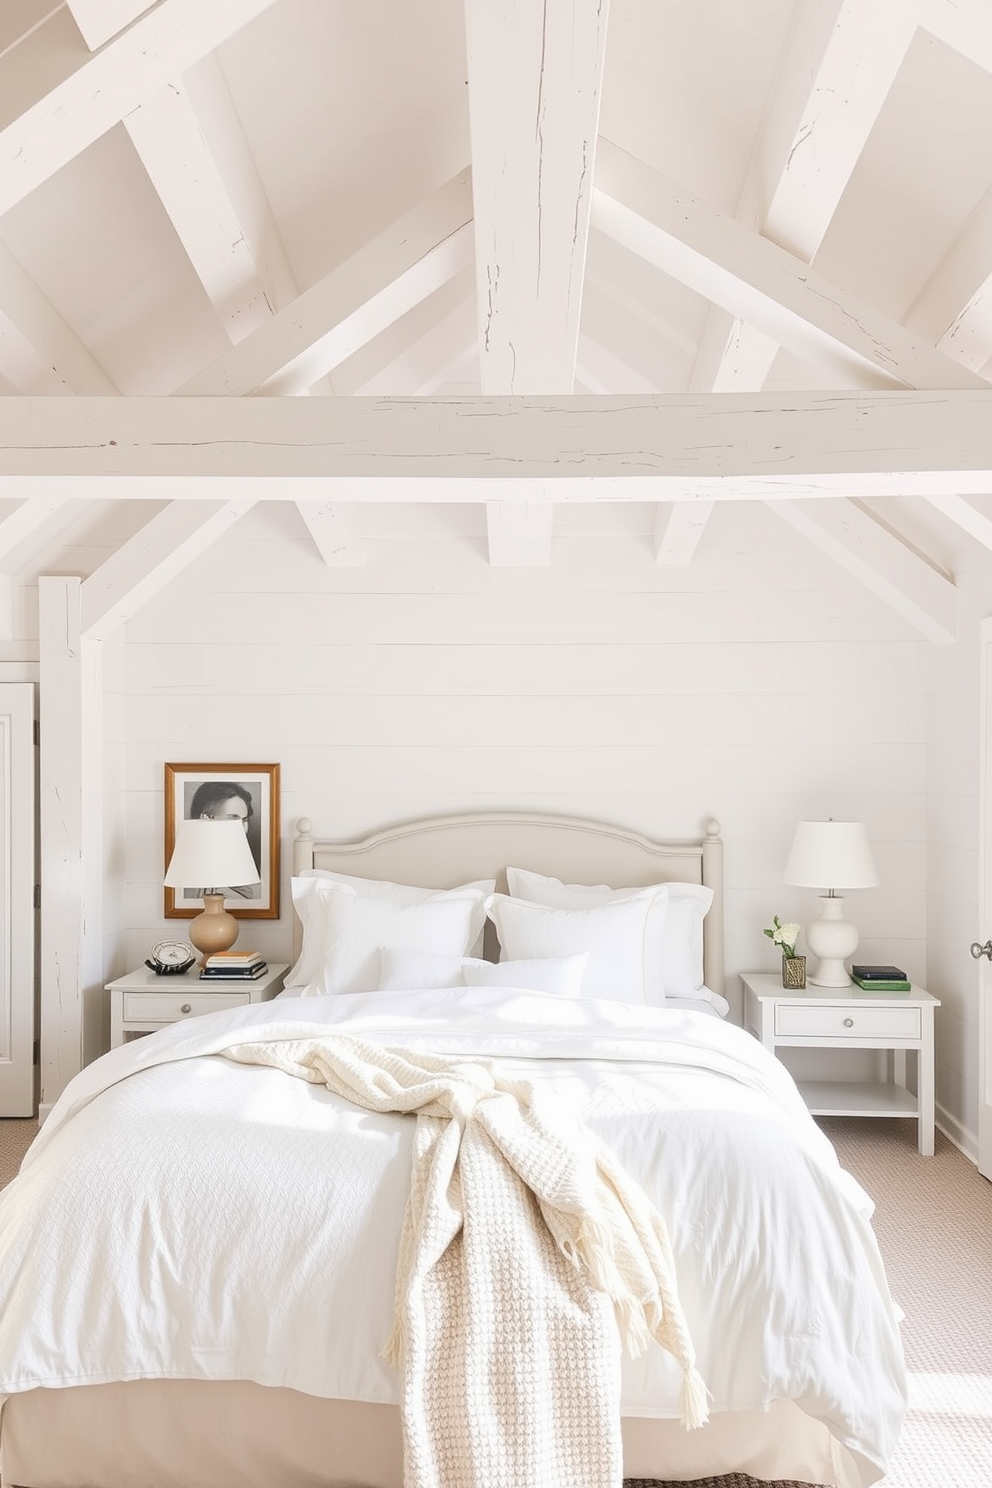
[{"x1": 119, "y1": 499, "x2": 929, "y2": 1052}]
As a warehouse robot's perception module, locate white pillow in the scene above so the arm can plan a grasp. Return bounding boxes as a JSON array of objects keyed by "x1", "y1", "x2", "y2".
[
  {"x1": 505, "y1": 867, "x2": 712, "y2": 999},
  {"x1": 378, "y1": 947, "x2": 486, "y2": 991},
  {"x1": 293, "y1": 882, "x2": 488, "y2": 996},
  {"x1": 287, "y1": 872, "x2": 493, "y2": 987},
  {"x1": 462, "y1": 954, "x2": 588, "y2": 998},
  {"x1": 485, "y1": 891, "x2": 659, "y2": 1004}
]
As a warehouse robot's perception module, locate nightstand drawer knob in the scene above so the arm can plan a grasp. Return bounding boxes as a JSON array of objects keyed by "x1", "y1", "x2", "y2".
[
  {"x1": 180, "y1": 1003, "x2": 192, "y2": 1015},
  {"x1": 843, "y1": 1017, "x2": 854, "y2": 1027}
]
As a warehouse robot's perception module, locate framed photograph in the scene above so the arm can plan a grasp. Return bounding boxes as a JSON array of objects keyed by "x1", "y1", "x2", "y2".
[{"x1": 164, "y1": 762, "x2": 280, "y2": 919}]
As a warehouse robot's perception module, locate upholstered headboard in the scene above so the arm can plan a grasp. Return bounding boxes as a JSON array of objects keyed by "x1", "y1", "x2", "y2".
[{"x1": 291, "y1": 812, "x2": 724, "y2": 995}]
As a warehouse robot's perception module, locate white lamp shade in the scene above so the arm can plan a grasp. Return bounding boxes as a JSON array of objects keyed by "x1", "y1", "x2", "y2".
[
  {"x1": 783, "y1": 820, "x2": 878, "y2": 891},
  {"x1": 164, "y1": 819, "x2": 260, "y2": 892}
]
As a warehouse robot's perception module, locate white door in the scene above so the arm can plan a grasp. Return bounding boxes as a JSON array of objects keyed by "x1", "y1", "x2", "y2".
[
  {"x1": 978, "y1": 622, "x2": 992, "y2": 1180},
  {"x1": 0, "y1": 683, "x2": 35, "y2": 1115}
]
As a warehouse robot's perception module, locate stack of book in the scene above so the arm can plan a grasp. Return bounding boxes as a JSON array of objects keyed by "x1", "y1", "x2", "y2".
[
  {"x1": 851, "y1": 963, "x2": 911, "y2": 992},
  {"x1": 200, "y1": 950, "x2": 268, "y2": 981}
]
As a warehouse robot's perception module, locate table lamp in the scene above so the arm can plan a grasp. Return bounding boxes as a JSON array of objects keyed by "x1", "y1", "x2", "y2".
[
  {"x1": 163, "y1": 819, "x2": 261, "y2": 960},
  {"x1": 783, "y1": 820, "x2": 878, "y2": 987}
]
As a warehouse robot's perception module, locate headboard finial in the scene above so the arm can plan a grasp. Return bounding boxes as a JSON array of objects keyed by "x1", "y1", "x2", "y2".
[{"x1": 704, "y1": 818, "x2": 722, "y2": 840}]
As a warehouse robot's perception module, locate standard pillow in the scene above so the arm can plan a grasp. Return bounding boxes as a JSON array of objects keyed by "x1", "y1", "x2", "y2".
[
  {"x1": 505, "y1": 867, "x2": 712, "y2": 999},
  {"x1": 287, "y1": 871, "x2": 493, "y2": 987},
  {"x1": 484, "y1": 891, "x2": 659, "y2": 1004},
  {"x1": 462, "y1": 954, "x2": 588, "y2": 998},
  {"x1": 293, "y1": 882, "x2": 488, "y2": 996},
  {"x1": 378, "y1": 947, "x2": 487, "y2": 991}
]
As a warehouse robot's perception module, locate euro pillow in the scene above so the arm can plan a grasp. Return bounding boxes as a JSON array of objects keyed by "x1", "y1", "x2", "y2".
[
  {"x1": 290, "y1": 881, "x2": 489, "y2": 996},
  {"x1": 461, "y1": 954, "x2": 588, "y2": 998},
  {"x1": 485, "y1": 891, "x2": 660, "y2": 1004},
  {"x1": 287, "y1": 871, "x2": 494, "y2": 987},
  {"x1": 505, "y1": 866, "x2": 712, "y2": 999}
]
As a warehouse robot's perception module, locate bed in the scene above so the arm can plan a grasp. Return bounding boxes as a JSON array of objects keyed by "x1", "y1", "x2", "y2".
[{"x1": 0, "y1": 811, "x2": 906, "y2": 1488}]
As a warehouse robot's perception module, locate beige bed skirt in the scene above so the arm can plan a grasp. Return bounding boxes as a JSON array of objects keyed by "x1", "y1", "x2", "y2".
[{"x1": 0, "y1": 1381, "x2": 862, "y2": 1488}]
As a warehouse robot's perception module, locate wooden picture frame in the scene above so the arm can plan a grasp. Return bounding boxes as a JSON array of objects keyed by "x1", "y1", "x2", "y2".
[{"x1": 164, "y1": 762, "x2": 280, "y2": 919}]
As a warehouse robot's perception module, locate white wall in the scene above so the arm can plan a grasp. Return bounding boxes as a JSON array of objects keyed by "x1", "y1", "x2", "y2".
[{"x1": 119, "y1": 500, "x2": 929, "y2": 1046}]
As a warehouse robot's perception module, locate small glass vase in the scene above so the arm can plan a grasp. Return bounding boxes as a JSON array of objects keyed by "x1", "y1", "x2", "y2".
[{"x1": 782, "y1": 954, "x2": 806, "y2": 989}]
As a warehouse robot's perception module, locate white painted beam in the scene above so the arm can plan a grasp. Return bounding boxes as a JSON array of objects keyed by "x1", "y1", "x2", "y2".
[
  {"x1": 0, "y1": 238, "x2": 117, "y2": 393},
  {"x1": 592, "y1": 142, "x2": 986, "y2": 392},
  {"x1": 3, "y1": 392, "x2": 992, "y2": 492},
  {"x1": 66, "y1": 0, "x2": 154, "y2": 51},
  {"x1": 769, "y1": 498, "x2": 957, "y2": 643},
  {"x1": 924, "y1": 494, "x2": 992, "y2": 554},
  {"x1": 654, "y1": 502, "x2": 715, "y2": 565},
  {"x1": 922, "y1": 0, "x2": 992, "y2": 76},
  {"x1": 294, "y1": 503, "x2": 365, "y2": 568},
  {"x1": 0, "y1": 0, "x2": 280, "y2": 217},
  {"x1": 0, "y1": 495, "x2": 72, "y2": 561},
  {"x1": 485, "y1": 502, "x2": 553, "y2": 566},
  {"x1": 179, "y1": 171, "x2": 474, "y2": 396},
  {"x1": 123, "y1": 79, "x2": 272, "y2": 344},
  {"x1": 465, "y1": 0, "x2": 609, "y2": 394},
  {"x1": 699, "y1": 0, "x2": 917, "y2": 392},
  {"x1": 79, "y1": 497, "x2": 256, "y2": 639}
]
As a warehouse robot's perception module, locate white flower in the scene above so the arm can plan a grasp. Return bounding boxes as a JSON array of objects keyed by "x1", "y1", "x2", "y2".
[{"x1": 763, "y1": 915, "x2": 801, "y2": 958}]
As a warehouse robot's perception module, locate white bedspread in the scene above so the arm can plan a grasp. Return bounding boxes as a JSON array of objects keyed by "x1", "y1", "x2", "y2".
[{"x1": 0, "y1": 987, "x2": 907, "y2": 1487}]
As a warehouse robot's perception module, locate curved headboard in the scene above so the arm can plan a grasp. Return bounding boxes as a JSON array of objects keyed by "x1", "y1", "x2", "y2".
[{"x1": 291, "y1": 811, "x2": 724, "y2": 996}]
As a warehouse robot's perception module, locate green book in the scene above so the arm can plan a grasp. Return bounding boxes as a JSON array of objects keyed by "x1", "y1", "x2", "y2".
[{"x1": 852, "y1": 975, "x2": 911, "y2": 992}]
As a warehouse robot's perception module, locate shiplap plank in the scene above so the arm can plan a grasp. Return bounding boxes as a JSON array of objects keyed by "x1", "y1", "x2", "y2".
[
  {"x1": 0, "y1": 0, "x2": 280, "y2": 217},
  {"x1": 125, "y1": 689, "x2": 926, "y2": 749},
  {"x1": 3, "y1": 391, "x2": 992, "y2": 490},
  {"x1": 123, "y1": 584, "x2": 922, "y2": 645},
  {"x1": 485, "y1": 502, "x2": 553, "y2": 566},
  {"x1": 128, "y1": 638, "x2": 926, "y2": 698},
  {"x1": 465, "y1": 0, "x2": 609, "y2": 394}
]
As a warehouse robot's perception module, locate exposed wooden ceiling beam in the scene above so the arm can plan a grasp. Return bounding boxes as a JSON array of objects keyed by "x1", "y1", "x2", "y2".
[
  {"x1": 79, "y1": 497, "x2": 257, "y2": 640},
  {"x1": 923, "y1": 493, "x2": 992, "y2": 553},
  {"x1": 0, "y1": 238, "x2": 118, "y2": 393},
  {"x1": 769, "y1": 497, "x2": 956, "y2": 643},
  {"x1": 0, "y1": 0, "x2": 280, "y2": 218},
  {"x1": 123, "y1": 79, "x2": 273, "y2": 345},
  {"x1": 294, "y1": 503, "x2": 365, "y2": 568},
  {"x1": 653, "y1": 502, "x2": 714, "y2": 566},
  {"x1": 65, "y1": 0, "x2": 154, "y2": 52},
  {"x1": 465, "y1": 0, "x2": 609, "y2": 396},
  {"x1": 593, "y1": 142, "x2": 986, "y2": 393},
  {"x1": 2, "y1": 392, "x2": 991, "y2": 492},
  {"x1": 699, "y1": 1, "x2": 918, "y2": 394},
  {"x1": 466, "y1": 0, "x2": 609, "y2": 564},
  {"x1": 178, "y1": 170, "x2": 475, "y2": 396},
  {"x1": 0, "y1": 495, "x2": 74, "y2": 562},
  {"x1": 921, "y1": 0, "x2": 992, "y2": 75}
]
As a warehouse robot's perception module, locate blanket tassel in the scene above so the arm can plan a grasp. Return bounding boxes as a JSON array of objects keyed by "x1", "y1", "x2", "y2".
[{"x1": 679, "y1": 1365, "x2": 710, "y2": 1430}]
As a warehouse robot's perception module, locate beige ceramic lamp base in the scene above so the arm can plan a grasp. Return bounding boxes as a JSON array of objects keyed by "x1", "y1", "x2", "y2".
[{"x1": 188, "y1": 893, "x2": 240, "y2": 961}]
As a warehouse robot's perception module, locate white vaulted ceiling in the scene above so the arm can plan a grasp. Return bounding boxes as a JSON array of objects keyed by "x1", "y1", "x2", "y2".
[{"x1": 2, "y1": 0, "x2": 992, "y2": 637}]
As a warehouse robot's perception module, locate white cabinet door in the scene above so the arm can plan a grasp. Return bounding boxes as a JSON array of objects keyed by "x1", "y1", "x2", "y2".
[{"x1": 0, "y1": 683, "x2": 34, "y2": 1114}]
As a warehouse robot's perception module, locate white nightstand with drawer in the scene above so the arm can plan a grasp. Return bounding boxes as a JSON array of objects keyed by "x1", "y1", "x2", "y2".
[
  {"x1": 108, "y1": 963, "x2": 288, "y2": 1047},
  {"x1": 741, "y1": 971, "x2": 940, "y2": 1155}
]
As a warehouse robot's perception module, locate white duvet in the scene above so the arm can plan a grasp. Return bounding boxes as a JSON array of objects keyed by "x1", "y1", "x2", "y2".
[{"x1": 0, "y1": 986, "x2": 906, "y2": 1486}]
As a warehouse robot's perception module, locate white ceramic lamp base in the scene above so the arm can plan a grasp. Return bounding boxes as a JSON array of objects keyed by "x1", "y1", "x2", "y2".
[{"x1": 805, "y1": 895, "x2": 857, "y2": 987}]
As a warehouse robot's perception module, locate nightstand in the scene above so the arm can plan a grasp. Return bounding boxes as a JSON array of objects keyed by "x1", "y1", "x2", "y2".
[
  {"x1": 740, "y1": 971, "x2": 940, "y2": 1155},
  {"x1": 107, "y1": 962, "x2": 289, "y2": 1048}
]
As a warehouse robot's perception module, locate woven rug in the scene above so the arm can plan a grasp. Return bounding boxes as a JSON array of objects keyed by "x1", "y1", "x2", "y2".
[{"x1": 623, "y1": 1477, "x2": 828, "y2": 1488}]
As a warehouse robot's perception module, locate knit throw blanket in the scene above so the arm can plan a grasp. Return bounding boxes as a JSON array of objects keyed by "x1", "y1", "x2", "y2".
[{"x1": 223, "y1": 1034, "x2": 708, "y2": 1488}]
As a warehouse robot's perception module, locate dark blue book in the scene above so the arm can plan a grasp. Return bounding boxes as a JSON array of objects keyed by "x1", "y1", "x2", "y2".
[{"x1": 851, "y1": 964, "x2": 907, "y2": 981}]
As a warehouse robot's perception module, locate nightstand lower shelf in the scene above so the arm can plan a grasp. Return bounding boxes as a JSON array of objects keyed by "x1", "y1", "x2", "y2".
[{"x1": 798, "y1": 1079, "x2": 919, "y2": 1119}]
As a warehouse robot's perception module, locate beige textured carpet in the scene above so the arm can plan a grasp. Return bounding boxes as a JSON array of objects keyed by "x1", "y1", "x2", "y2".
[{"x1": 2, "y1": 1113, "x2": 990, "y2": 1488}]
